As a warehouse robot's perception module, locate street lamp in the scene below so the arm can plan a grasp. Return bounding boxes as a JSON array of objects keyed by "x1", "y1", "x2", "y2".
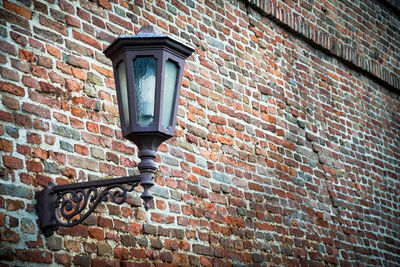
[{"x1": 35, "y1": 26, "x2": 194, "y2": 236}]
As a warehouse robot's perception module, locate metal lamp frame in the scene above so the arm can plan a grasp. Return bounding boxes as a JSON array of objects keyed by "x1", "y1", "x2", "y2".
[{"x1": 35, "y1": 26, "x2": 194, "y2": 236}]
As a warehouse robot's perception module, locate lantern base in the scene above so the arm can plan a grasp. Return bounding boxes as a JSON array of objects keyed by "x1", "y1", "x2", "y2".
[
  {"x1": 127, "y1": 132, "x2": 172, "y2": 210},
  {"x1": 138, "y1": 149, "x2": 157, "y2": 210}
]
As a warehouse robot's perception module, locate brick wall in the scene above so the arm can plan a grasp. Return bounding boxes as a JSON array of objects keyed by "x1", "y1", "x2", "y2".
[
  {"x1": 0, "y1": 0, "x2": 399, "y2": 266},
  {"x1": 247, "y1": 0, "x2": 400, "y2": 90}
]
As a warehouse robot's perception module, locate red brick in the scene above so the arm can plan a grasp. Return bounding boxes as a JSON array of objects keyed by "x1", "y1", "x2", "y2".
[
  {"x1": 31, "y1": 65, "x2": 48, "y2": 79},
  {"x1": 3, "y1": 155, "x2": 23, "y2": 169},
  {"x1": 19, "y1": 49, "x2": 35, "y2": 62},
  {"x1": 2, "y1": 95, "x2": 19, "y2": 110},
  {"x1": 0, "y1": 110, "x2": 12, "y2": 122},
  {"x1": 0, "y1": 66, "x2": 19, "y2": 81},
  {"x1": 39, "y1": 15, "x2": 67, "y2": 35},
  {"x1": 57, "y1": 61, "x2": 72, "y2": 74},
  {"x1": 71, "y1": 106, "x2": 87, "y2": 118},
  {"x1": 73, "y1": 30, "x2": 101, "y2": 50},
  {"x1": 1, "y1": 228, "x2": 20, "y2": 243},
  {"x1": 70, "y1": 117, "x2": 84, "y2": 129},
  {"x1": 37, "y1": 56, "x2": 52, "y2": 68},
  {"x1": 0, "y1": 81, "x2": 25, "y2": 96},
  {"x1": 98, "y1": 217, "x2": 113, "y2": 229},
  {"x1": 92, "y1": 63, "x2": 113, "y2": 78},
  {"x1": 3, "y1": 0, "x2": 32, "y2": 19},
  {"x1": 0, "y1": 40, "x2": 17, "y2": 55},
  {"x1": 74, "y1": 144, "x2": 89, "y2": 155},
  {"x1": 6, "y1": 199, "x2": 24, "y2": 211},
  {"x1": 26, "y1": 161, "x2": 43, "y2": 172},
  {"x1": 17, "y1": 144, "x2": 31, "y2": 156},
  {"x1": 85, "y1": 122, "x2": 99, "y2": 133},
  {"x1": 66, "y1": 79, "x2": 83, "y2": 92},
  {"x1": 77, "y1": 7, "x2": 90, "y2": 21},
  {"x1": 33, "y1": 147, "x2": 48, "y2": 160},
  {"x1": 99, "y1": 162, "x2": 126, "y2": 177},
  {"x1": 53, "y1": 112, "x2": 69, "y2": 124},
  {"x1": 26, "y1": 132, "x2": 42, "y2": 144},
  {"x1": 98, "y1": 0, "x2": 112, "y2": 9},
  {"x1": 22, "y1": 76, "x2": 39, "y2": 90},
  {"x1": 114, "y1": 247, "x2": 129, "y2": 260},
  {"x1": 33, "y1": 119, "x2": 50, "y2": 131},
  {"x1": 0, "y1": 138, "x2": 13, "y2": 152},
  {"x1": 71, "y1": 68, "x2": 87, "y2": 80},
  {"x1": 57, "y1": 225, "x2": 88, "y2": 237},
  {"x1": 62, "y1": 167, "x2": 76, "y2": 178},
  {"x1": 66, "y1": 15, "x2": 80, "y2": 27},
  {"x1": 108, "y1": 13, "x2": 133, "y2": 30},
  {"x1": 100, "y1": 125, "x2": 113, "y2": 137},
  {"x1": 54, "y1": 253, "x2": 71, "y2": 267},
  {"x1": 59, "y1": 0, "x2": 74, "y2": 14},
  {"x1": 88, "y1": 227, "x2": 104, "y2": 240},
  {"x1": 44, "y1": 135, "x2": 56, "y2": 145},
  {"x1": 130, "y1": 248, "x2": 146, "y2": 259},
  {"x1": 68, "y1": 55, "x2": 90, "y2": 69},
  {"x1": 49, "y1": 72, "x2": 65, "y2": 86},
  {"x1": 29, "y1": 38, "x2": 45, "y2": 52},
  {"x1": 92, "y1": 16, "x2": 105, "y2": 29},
  {"x1": 16, "y1": 250, "x2": 52, "y2": 263},
  {"x1": 46, "y1": 44, "x2": 61, "y2": 59},
  {"x1": 14, "y1": 113, "x2": 32, "y2": 126},
  {"x1": 23, "y1": 103, "x2": 51, "y2": 119}
]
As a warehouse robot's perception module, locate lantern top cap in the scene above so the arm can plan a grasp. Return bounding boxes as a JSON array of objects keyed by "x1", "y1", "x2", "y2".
[{"x1": 104, "y1": 25, "x2": 195, "y2": 60}]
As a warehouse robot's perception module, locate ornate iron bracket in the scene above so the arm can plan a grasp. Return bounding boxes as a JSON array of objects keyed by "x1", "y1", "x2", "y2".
[{"x1": 35, "y1": 175, "x2": 141, "y2": 236}]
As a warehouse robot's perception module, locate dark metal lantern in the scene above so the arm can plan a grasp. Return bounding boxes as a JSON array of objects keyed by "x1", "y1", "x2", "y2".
[
  {"x1": 104, "y1": 26, "x2": 194, "y2": 209},
  {"x1": 35, "y1": 26, "x2": 194, "y2": 236}
]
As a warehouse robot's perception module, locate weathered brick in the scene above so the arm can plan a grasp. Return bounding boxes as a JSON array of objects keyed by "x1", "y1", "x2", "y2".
[
  {"x1": 192, "y1": 244, "x2": 214, "y2": 256},
  {"x1": 54, "y1": 253, "x2": 71, "y2": 267},
  {"x1": 46, "y1": 44, "x2": 61, "y2": 59},
  {"x1": 114, "y1": 247, "x2": 129, "y2": 260},
  {"x1": 0, "y1": 138, "x2": 13, "y2": 152},
  {"x1": 66, "y1": 78, "x2": 84, "y2": 92},
  {"x1": 0, "y1": 39, "x2": 17, "y2": 55},
  {"x1": 11, "y1": 58, "x2": 30, "y2": 73},
  {"x1": 73, "y1": 30, "x2": 101, "y2": 50},
  {"x1": 58, "y1": 224, "x2": 88, "y2": 237},
  {"x1": 3, "y1": 0, "x2": 32, "y2": 19},
  {"x1": 6, "y1": 199, "x2": 24, "y2": 211},
  {"x1": 46, "y1": 236, "x2": 62, "y2": 250},
  {"x1": 39, "y1": 14, "x2": 67, "y2": 35},
  {"x1": 52, "y1": 124, "x2": 80, "y2": 140},
  {"x1": 16, "y1": 250, "x2": 52, "y2": 263},
  {"x1": 73, "y1": 255, "x2": 90, "y2": 267},
  {"x1": 68, "y1": 155, "x2": 99, "y2": 171},
  {"x1": 0, "y1": 66, "x2": 19, "y2": 81},
  {"x1": 3, "y1": 155, "x2": 23, "y2": 169},
  {"x1": 31, "y1": 65, "x2": 48, "y2": 79},
  {"x1": 1, "y1": 228, "x2": 20, "y2": 243},
  {"x1": 0, "y1": 81, "x2": 25, "y2": 96},
  {"x1": 23, "y1": 102, "x2": 51, "y2": 119}
]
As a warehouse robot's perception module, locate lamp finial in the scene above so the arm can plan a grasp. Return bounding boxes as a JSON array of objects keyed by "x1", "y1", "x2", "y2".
[{"x1": 137, "y1": 25, "x2": 161, "y2": 35}]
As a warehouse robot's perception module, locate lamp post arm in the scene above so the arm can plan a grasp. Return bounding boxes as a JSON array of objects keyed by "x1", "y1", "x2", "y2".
[{"x1": 35, "y1": 175, "x2": 141, "y2": 236}]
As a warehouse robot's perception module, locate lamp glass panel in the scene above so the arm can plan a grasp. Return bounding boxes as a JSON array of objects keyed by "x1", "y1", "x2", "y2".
[
  {"x1": 134, "y1": 57, "x2": 157, "y2": 126},
  {"x1": 117, "y1": 61, "x2": 129, "y2": 127},
  {"x1": 161, "y1": 60, "x2": 178, "y2": 128}
]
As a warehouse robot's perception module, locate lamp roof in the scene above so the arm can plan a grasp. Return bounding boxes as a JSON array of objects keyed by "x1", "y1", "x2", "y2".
[{"x1": 103, "y1": 25, "x2": 195, "y2": 60}]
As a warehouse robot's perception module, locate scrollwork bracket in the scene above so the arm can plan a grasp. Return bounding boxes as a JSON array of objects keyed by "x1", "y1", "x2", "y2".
[{"x1": 35, "y1": 175, "x2": 141, "y2": 236}]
